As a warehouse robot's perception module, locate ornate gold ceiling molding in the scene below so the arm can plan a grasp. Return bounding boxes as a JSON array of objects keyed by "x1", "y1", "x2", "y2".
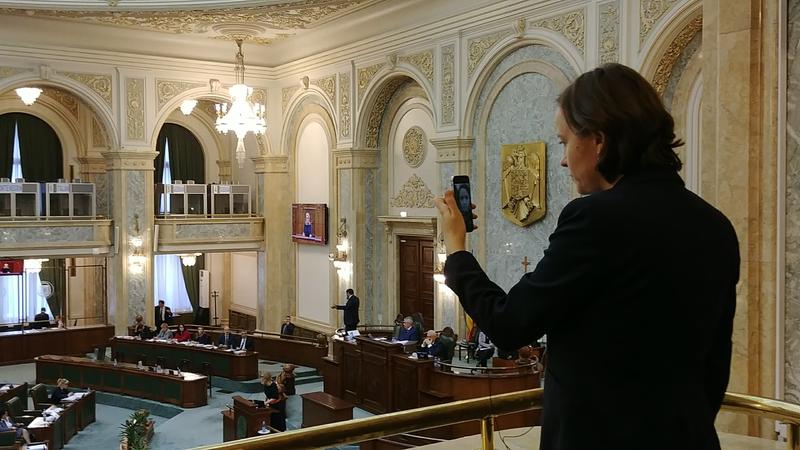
[
  {"x1": 364, "y1": 77, "x2": 405, "y2": 149},
  {"x1": 311, "y1": 75, "x2": 336, "y2": 106},
  {"x1": 391, "y1": 174, "x2": 434, "y2": 208},
  {"x1": 0, "y1": 0, "x2": 371, "y2": 46},
  {"x1": 62, "y1": 72, "x2": 113, "y2": 106},
  {"x1": 399, "y1": 49, "x2": 434, "y2": 84},
  {"x1": 41, "y1": 87, "x2": 79, "y2": 118},
  {"x1": 640, "y1": 0, "x2": 679, "y2": 47},
  {"x1": 402, "y1": 126, "x2": 426, "y2": 168},
  {"x1": 126, "y1": 78, "x2": 145, "y2": 140},
  {"x1": 338, "y1": 72, "x2": 351, "y2": 138},
  {"x1": 0, "y1": 66, "x2": 27, "y2": 79},
  {"x1": 92, "y1": 116, "x2": 108, "y2": 148},
  {"x1": 440, "y1": 44, "x2": 455, "y2": 126},
  {"x1": 357, "y1": 62, "x2": 384, "y2": 101},
  {"x1": 598, "y1": 1, "x2": 620, "y2": 64},
  {"x1": 156, "y1": 79, "x2": 205, "y2": 110},
  {"x1": 530, "y1": 8, "x2": 586, "y2": 56},
  {"x1": 467, "y1": 30, "x2": 512, "y2": 76},
  {"x1": 651, "y1": 15, "x2": 702, "y2": 97},
  {"x1": 282, "y1": 85, "x2": 300, "y2": 112}
]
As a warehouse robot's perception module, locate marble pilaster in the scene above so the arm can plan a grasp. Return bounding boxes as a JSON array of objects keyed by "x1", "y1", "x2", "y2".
[
  {"x1": 253, "y1": 155, "x2": 292, "y2": 333},
  {"x1": 102, "y1": 150, "x2": 157, "y2": 335}
]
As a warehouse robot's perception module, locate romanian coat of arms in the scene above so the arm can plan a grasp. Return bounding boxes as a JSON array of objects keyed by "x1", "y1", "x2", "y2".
[{"x1": 500, "y1": 142, "x2": 546, "y2": 227}]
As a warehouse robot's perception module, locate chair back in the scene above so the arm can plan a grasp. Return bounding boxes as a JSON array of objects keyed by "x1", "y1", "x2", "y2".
[
  {"x1": 5, "y1": 397, "x2": 21, "y2": 417},
  {"x1": 439, "y1": 335, "x2": 456, "y2": 363},
  {"x1": 30, "y1": 383, "x2": 49, "y2": 405}
]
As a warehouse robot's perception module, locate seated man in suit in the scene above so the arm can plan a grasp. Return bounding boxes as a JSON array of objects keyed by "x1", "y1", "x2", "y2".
[
  {"x1": 154, "y1": 300, "x2": 172, "y2": 328},
  {"x1": 280, "y1": 316, "x2": 295, "y2": 337},
  {"x1": 235, "y1": 332, "x2": 254, "y2": 351},
  {"x1": 396, "y1": 316, "x2": 419, "y2": 342},
  {"x1": 194, "y1": 326, "x2": 212, "y2": 345},
  {"x1": 420, "y1": 330, "x2": 441, "y2": 357},
  {"x1": 34, "y1": 307, "x2": 49, "y2": 322},
  {"x1": 217, "y1": 326, "x2": 237, "y2": 348}
]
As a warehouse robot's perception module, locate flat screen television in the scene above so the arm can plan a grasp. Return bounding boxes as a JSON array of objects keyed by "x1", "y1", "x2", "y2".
[{"x1": 291, "y1": 203, "x2": 328, "y2": 245}]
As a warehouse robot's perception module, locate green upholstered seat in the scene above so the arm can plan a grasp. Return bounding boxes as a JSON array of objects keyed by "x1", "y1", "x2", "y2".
[
  {"x1": 5, "y1": 397, "x2": 36, "y2": 426},
  {"x1": 438, "y1": 335, "x2": 456, "y2": 364},
  {"x1": 29, "y1": 384, "x2": 52, "y2": 409}
]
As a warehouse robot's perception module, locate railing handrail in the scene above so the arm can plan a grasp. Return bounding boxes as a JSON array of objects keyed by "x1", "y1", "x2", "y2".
[{"x1": 191, "y1": 389, "x2": 800, "y2": 450}]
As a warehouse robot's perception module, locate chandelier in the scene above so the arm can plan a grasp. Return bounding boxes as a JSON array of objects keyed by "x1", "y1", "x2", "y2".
[
  {"x1": 215, "y1": 39, "x2": 266, "y2": 168},
  {"x1": 16, "y1": 87, "x2": 42, "y2": 106}
]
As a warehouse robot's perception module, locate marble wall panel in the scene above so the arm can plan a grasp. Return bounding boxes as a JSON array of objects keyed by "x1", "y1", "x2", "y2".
[
  {"x1": 94, "y1": 175, "x2": 109, "y2": 217},
  {"x1": 785, "y1": 0, "x2": 800, "y2": 404},
  {"x1": 126, "y1": 170, "x2": 147, "y2": 322},
  {"x1": 174, "y1": 223, "x2": 252, "y2": 239},
  {"x1": 0, "y1": 226, "x2": 94, "y2": 243},
  {"x1": 471, "y1": 45, "x2": 576, "y2": 291},
  {"x1": 364, "y1": 169, "x2": 378, "y2": 323}
]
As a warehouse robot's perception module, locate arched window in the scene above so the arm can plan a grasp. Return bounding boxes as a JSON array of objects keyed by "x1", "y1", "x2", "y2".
[
  {"x1": 0, "y1": 113, "x2": 63, "y2": 182},
  {"x1": 153, "y1": 123, "x2": 205, "y2": 318}
]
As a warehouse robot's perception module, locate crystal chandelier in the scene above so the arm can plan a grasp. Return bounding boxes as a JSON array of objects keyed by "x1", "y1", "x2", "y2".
[
  {"x1": 215, "y1": 39, "x2": 266, "y2": 168},
  {"x1": 15, "y1": 87, "x2": 42, "y2": 106}
]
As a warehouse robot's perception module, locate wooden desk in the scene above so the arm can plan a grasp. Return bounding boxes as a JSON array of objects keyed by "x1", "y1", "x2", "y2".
[
  {"x1": 301, "y1": 392, "x2": 353, "y2": 428},
  {"x1": 251, "y1": 334, "x2": 328, "y2": 371},
  {"x1": 36, "y1": 355, "x2": 207, "y2": 408},
  {"x1": 110, "y1": 337, "x2": 258, "y2": 380},
  {"x1": 230, "y1": 395, "x2": 275, "y2": 440},
  {"x1": 59, "y1": 390, "x2": 96, "y2": 431},
  {"x1": 0, "y1": 325, "x2": 114, "y2": 365},
  {"x1": 0, "y1": 383, "x2": 28, "y2": 407},
  {"x1": 26, "y1": 412, "x2": 65, "y2": 449}
]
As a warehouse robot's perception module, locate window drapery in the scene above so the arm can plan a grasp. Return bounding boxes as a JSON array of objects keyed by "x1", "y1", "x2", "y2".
[{"x1": 0, "y1": 113, "x2": 62, "y2": 182}]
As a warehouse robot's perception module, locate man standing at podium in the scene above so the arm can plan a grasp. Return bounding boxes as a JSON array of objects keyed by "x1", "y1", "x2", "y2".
[{"x1": 331, "y1": 288, "x2": 359, "y2": 331}]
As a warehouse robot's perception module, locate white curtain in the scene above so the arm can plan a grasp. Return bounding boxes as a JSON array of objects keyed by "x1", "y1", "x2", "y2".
[
  {"x1": 0, "y1": 270, "x2": 52, "y2": 324},
  {"x1": 0, "y1": 275, "x2": 22, "y2": 324},
  {"x1": 25, "y1": 269, "x2": 52, "y2": 320},
  {"x1": 153, "y1": 255, "x2": 193, "y2": 314}
]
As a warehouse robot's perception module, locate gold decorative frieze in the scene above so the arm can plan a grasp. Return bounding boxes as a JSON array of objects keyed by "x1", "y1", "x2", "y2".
[
  {"x1": 501, "y1": 142, "x2": 546, "y2": 227},
  {"x1": 252, "y1": 155, "x2": 289, "y2": 174},
  {"x1": 652, "y1": 15, "x2": 702, "y2": 96},
  {"x1": 197, "y1": 100, "x2": 218, "y2": 118},
  {"x1": 156, "y1": 79, "x2": 205, "y2": 110},
  {"x1": 62, "y1": 72, "x2": 112, "y2": 106},
  {"x1": 399, "y1": 50, "x2": 434, "y2": 83},
  {"x1": 251, "y1": 88, "x2": 267, "y2": 106},
  {"x1": 311, "y1": 75, "x2": 336, "y2": 105},
  {"x1": 640, "y1": 0, "x2": 679, "y2": 46},
  {"x1": 391, "y1": 174, "x2": 434, "y2": 208},
  {"x1": 102, "y1": 150, "x2": 158, "y2": 171},
  {"x1": 402, "y1": 126, "x2": 426, "y2": 168},
  {"x1": 431, "y1": 138, "x2": 474, "y2": 163},
  {"x1": 468, "y1": 30, "x2": 511, "y2": 76},
  {"x1": 338, "y1": 72, "x2": 351, "y2": 138},
  {"x1": 599, "y1": 1, "x2": 620, "y2": 64},
  {"x1": 282, "y1": 85, "x2": 300, "y2": 112},
  {"x1": 364, "y1": 78, "x2": 405, "y2": 149},
  {"x1": 0, "y1": 66, "x2": 26, "y2": 78},
  {"x1": 41, "y1": 87, "x2": 78, "y2": 118},
  {"x1": 441, "y1": 44, "x2": 455, "y2": 125},
  {"x1": 357, "y1": 62, "x2": 384, "y2": 100},
  {"x1": 76, "y1": 156, "x2": 106, "y2": 175},
  {"x1": 92, "y1": 116, "x2": 108, "y2": 148},
  {"x1": 126, "y1": 78, "x2": 145, "y2": 141},
  {"x1": 531, "y1": 9, "x2": 586, "y2": 56},
  {"x1": 333, "y1": 148, "x2": 378, "y2": 169}
]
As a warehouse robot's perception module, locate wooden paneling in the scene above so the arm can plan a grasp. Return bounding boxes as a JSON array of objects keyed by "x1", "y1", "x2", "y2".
[
  {"x1": 301, "y1": 392, "x2": 354, "y2": 428},
  {"x1": 229, "y1": 310, "x2": 256, "y2": 332},
  {"x1": 251, "y1": 334, "x2": 328, "y2": 371},
  {"x1": 0, "y1": 325, "x2": 114, "y2": 365},
  {"x1": 397, "y1": 236, "x2": 434, "y2": 324}
]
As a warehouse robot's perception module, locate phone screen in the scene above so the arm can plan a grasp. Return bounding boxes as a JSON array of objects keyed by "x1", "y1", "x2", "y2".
[{"x1": 452, "y1": 175, "x2": 474, "y2": 232}]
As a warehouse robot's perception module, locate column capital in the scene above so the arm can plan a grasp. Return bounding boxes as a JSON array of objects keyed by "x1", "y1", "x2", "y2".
[
  {"x1": 101, "y1": 150, "x2": 158, "y2": 171},
  {"x1": 75, "y1": 156, "x2": 107, "y2": 175},
  {"x1": 252, "y1": 155, "x2": 289, "y2": 174},
  {"x1": 430, "y1": 138, "x2": 474, "y2": 163},
  {"x1": 332, "y1": 148, "x2": 379, "y2": 169},
  {"x1": 216, "y1": 160, "x2": 232, "y2": 181}
]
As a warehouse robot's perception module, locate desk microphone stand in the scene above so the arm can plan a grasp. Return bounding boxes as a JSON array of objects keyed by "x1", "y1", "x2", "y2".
[{"x1": 211, "y1": 290, "x2": 220, "y2": 327}]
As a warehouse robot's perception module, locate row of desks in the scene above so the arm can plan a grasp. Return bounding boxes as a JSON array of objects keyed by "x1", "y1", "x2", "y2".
[
  {"x1": 0, "y1": 325, "x2": 115, "y2": 365},
  {"x1": 27, "y1": 391, "x2": 96, "y2": 449}
]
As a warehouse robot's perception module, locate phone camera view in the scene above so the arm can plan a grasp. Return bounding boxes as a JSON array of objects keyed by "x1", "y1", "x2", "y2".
[{"x1": 452, "y1": 176, "x2": 474, "y2": 232}]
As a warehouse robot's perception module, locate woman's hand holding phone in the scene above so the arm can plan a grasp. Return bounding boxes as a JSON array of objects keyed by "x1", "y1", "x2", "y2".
[{"x1": 434, "y1": 190, "x2": 477, "y2": 255}]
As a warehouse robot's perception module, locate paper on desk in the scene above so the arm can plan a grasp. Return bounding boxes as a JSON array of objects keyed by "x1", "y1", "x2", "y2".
[{"x1": 28, "y1": 417, "x2": 47, "y2": 428}]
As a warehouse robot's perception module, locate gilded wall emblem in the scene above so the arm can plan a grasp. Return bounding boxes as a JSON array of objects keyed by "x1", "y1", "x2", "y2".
[{"x1": 501, "y1": 142, "x2": 546, "y2": 227}]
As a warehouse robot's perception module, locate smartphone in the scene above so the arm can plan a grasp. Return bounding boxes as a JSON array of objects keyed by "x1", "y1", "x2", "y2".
[{"x1": 452, "y1": 175, "x2": 475, "y2": 232}]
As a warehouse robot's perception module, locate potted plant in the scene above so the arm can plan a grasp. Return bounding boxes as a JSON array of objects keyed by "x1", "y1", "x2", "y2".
[{"x1": 119, "y1": 409, "x2": 154, "y2": 450}]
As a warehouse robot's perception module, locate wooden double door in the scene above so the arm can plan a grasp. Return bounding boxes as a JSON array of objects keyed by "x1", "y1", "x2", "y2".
[{"x1": 398, "y1": 236, "x2": 434, "y2": 326}]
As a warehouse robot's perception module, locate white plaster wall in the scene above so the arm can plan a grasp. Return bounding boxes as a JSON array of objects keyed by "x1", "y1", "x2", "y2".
[
  {"x1": 231, "y1": 251, "x2": 257, "y2": 313},
  {"x1": 389, "y1": 105, "x2": 437, "y2": 216},
  {"x1": 295, "y1": 120, "x2": 331, "y2": 325}
]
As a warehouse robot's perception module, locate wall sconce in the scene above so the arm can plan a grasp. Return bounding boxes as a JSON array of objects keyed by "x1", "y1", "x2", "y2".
[
  {"x1": 433, "y1": 236, "x2": 447, "y2": 283},
  {"x1": 128, "y1": 214, "x2": 146, "y2": 275},
  {"x1": 329, "y1": 218, "x2": 349, "y2": 273},
  {"x1": 181, "y1": 253, "x2": 202, "y2": 267}
]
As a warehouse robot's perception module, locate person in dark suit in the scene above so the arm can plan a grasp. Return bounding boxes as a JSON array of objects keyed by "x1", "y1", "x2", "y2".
[
  {"x1": 435, "y1": 63, "x2": 739, "y2": 450},
  {"x1": 194, "y1": 326, "x2": 212, "y2": 345},
  {"x1": 217, "y1": 326, "x2": 237, "y2": 348},
  {"x1": 396, "y1": 317, "x2": 418, "y2": 342},
  {"x1": 280, "y1": 316, "x2": 295, "y2": 337},
  {"x1": 154, "y1": 300, "x2": 172, "y2": 328},
  {"x1": 49, "y1": 378, "x2": 70, "y2": 403},
  {"x1": 236, "y1": 332, "x2": 254, "y2": 351},
  {"x1": 331, "y1": 288, "x2": 359, "y2": 331},
  {"x1": 34, "y1": 307, "x2": 49, "y2": 322}
]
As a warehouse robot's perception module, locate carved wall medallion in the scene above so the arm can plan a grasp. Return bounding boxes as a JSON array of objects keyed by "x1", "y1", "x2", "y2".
[
  {"x1": 282, "y1": 85, "x2": 300, "y2": 112},
  {"x1": 391, "y1": 174, "x2": 435, "y2": 208},
  {"x1": 357, "y1": 62, "x2": 384, "y2": 100},
  {"x1": 364, "y1": 78, "x2": 405, "y2": 149},
  {"x1": 531, "y1": 8, "x2": 586, "y2": 56},
  {"x1": 250, "y1": 88, "x2": 267, "y2": 106},
  {"x1": 599, "y1": 1, "x2": 620, "y2": 64},
  {"x1": 399, "y1": 50, "x2": 434, "y2": 83},
  {"x1": 62, "y1": 72, "x2": 112, "y2": 106},
  {"x1": 501, "y1": 142, "x2": 546, "y2": 227},
  {"x1": 338, "y1": 72, "x2": 351, "y2": 138},
  {"x1": 402, "y1": 126, "x2": 426, "y2": 168},
  {"x1": 468, "y1": 30, "x2": 511, "y2": 76},
  {"x1": 156, "y1": 79, "x2": 204, "y2": 110},
  {"x1": 652, "y1": 15, "x2": 702, "y2": 96},
  {"x1": 126, "y1": 78, "x2": 145, "y2": 141},
  {"x1": 640, "y1": 0, "x2": 680, "y2": 46},
  {"x1": 42, "y1": 87, "x2": 78, "y2": 118},
  {"x1": 311, "y1": 75, "x2": 336, "y2": 105},
  {"x1": 440, "y1": 44, "x2": 455, "y2": 125},
  {"x1": 0, "y1": 67, "x2": 26, "y2": 78}
]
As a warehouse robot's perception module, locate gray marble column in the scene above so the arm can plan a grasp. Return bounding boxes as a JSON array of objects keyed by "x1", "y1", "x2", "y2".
[
  {"x1": 102, "y1": 150, "x2": 157, "y2": 335},
  {"x1": 77, "y1": 156, "x2": 108, "y2": 324}
]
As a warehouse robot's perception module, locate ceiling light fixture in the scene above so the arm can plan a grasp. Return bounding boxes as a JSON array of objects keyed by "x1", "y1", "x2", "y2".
[
  {"x1": 215, "y1": 39, "x2": 266, "y2": 168},
  {"x1": 15, "y1": 87, "x2": 42, "y2": 106},
  {"x1": 180, "y1": 99, "x2": 198, "y2": 116}
]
